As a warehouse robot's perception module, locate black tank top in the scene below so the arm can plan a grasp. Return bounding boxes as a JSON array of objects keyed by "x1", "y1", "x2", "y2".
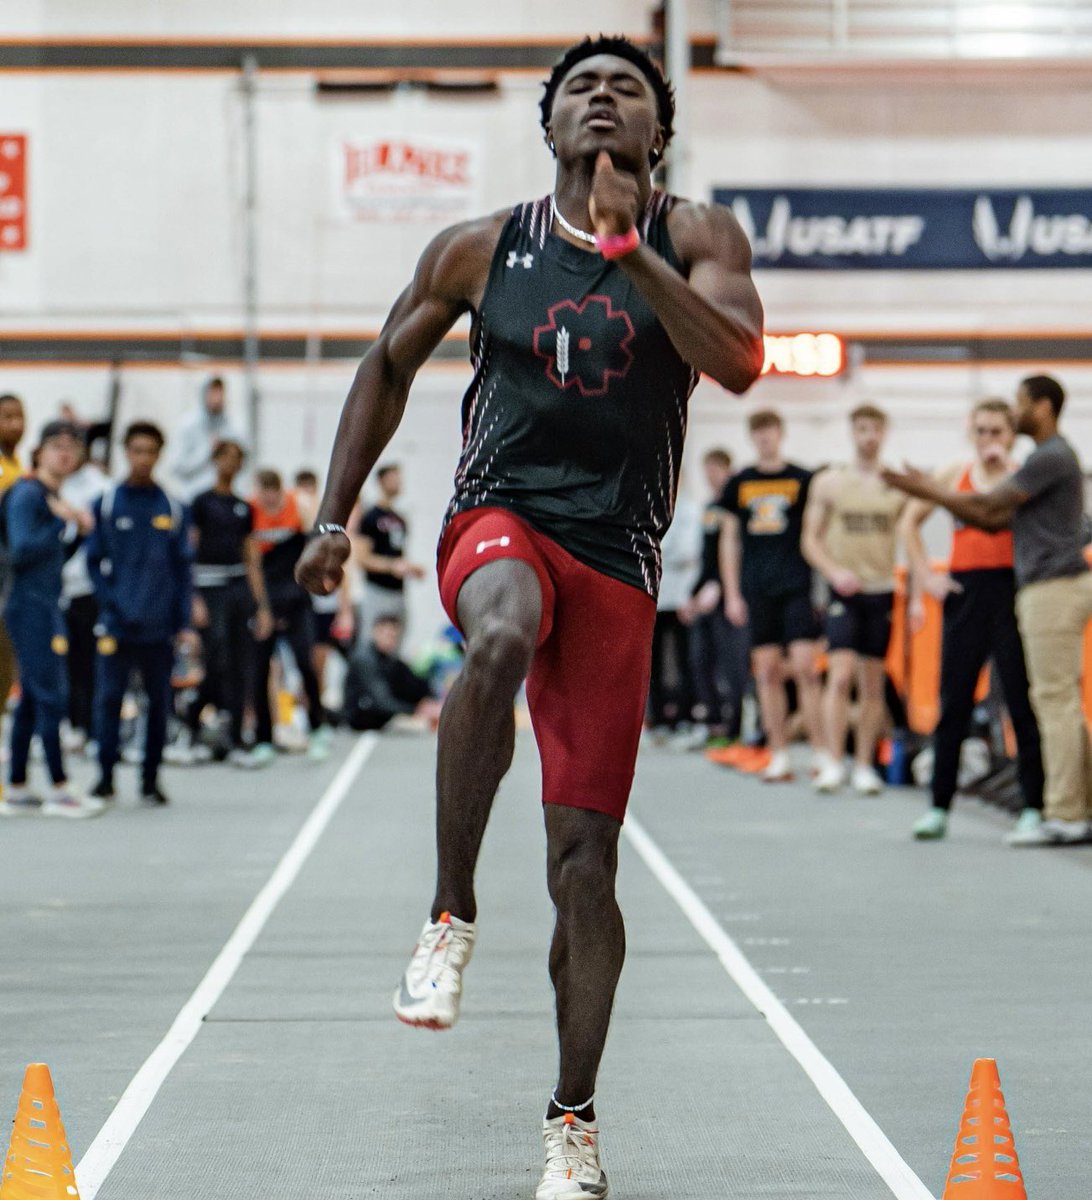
[{"x1": 443, "y1": 193, "x2": 699, "y2": 597}]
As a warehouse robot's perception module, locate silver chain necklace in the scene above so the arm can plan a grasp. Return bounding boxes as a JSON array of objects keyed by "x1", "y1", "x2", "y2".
[{"x1": 550, "y1": 195, "x2": 598, "y2": 245}]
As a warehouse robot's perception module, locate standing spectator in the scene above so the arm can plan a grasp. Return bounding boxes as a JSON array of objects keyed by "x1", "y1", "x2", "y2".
[
  {"x1": 885, "y1": 375, "x2": 1092, "y2": 845},
  {"x1": 0, "y1": 393, "x2": 27, "y2": 726},
  {"x1": 354, "y1": 463, "x2": 425, "y2": 637},
  {"x1": 720, "y1": 411, "x2": 824, "y2": 782},
  {"x1": 343, "y1": 614, "x2": 442, "y2": 731},
  {"x1": 680, "y1": 448, "x2": 747, "y2": 745},
  {"x1": 296, "y1": 468, "x2": 354, "y2": 692},
  {"x1": 188, "y1": 439, "x2": 273, "y2": 766},
  {"x1": 87, "y1": 422, "x2": 194, "y2": 806},
  {"x1": 0, "y1": 420, "x2": 103, "y2": 817},
  {"x1": 648, "y1": 489, "x2": 702, "y2": 741},
  {"x1": 803, "y1": 405, "x2": 906, "y2": 795},
  {"x1": 900, "y1": 399, "x2": 1043, "y2": 843},
  {"x1": 250, "y1": 469, "x2": 331, "y2": 764},
  {"x1": 60, "y1": 435, "x2": 109, "y2": 750},
  {"x1": 168, "y1": 377, "x2": 247, "y2": 502}
]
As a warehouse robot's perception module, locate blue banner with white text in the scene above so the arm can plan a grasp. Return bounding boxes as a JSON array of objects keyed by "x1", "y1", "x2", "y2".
[{"x1": 712, "y1": 187, "x2": 1092, "y2": 269}]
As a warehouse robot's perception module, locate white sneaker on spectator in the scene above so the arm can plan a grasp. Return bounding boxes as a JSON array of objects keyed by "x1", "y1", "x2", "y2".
[
  {"x1": 814, "y1": 756, "x2": 846, "y2": 793},
  {"x1": 1008, "y1": 816, "x2": 1091, "y2": 846},
  {"x1": 42, "y1": 788, "x2": 106, "y2": 819},
  {"x1": 238, "y1": 743, "x2": 277, "y2": 769},
  {"x1": 162, "y1": 741, "x2": 195, "y2": 766},
  {"x1": 762, "y1": 750, "x2": 794, "y2": 783},
  {"x1": 851, "y1": 764, "x2": 884, "y2": 796},
  {"x1": 0, "y1": 786, "x2": 44, "y2": 816},
  {"x1": 61, "y1": 723, "x2": 87, "y2": 754}
]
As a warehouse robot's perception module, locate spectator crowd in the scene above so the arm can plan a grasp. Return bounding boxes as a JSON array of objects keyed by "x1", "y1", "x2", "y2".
[
  {"x1": 3, "y1": 372, "x2": 1090, "y2": 849},
  {"x1": 0, "y1": 378, "x2": 446, "y2": 819}
]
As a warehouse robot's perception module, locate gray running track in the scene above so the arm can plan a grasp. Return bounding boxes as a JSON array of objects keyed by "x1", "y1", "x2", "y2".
[{"x1": 2, "y1": 731, "x2": 1090, "y2": 1198}]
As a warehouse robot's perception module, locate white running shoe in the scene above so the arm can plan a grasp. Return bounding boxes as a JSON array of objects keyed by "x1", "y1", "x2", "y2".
[
  {"x1": 42, "y1": 789, "x2": 106, "y2": 819},
  {"x1": 0, "y1": 788, "x2": 43, "y2": 816},
  {"x1": 814, "y1": 757, "x2": 846, "y2": 794},
  {"x1": 1008, "y1": 816, "x2": 1091, "y2": 846},
  {"x1": 851, "y1": 763, "x2": 884, "y2": 796},
  {"x1": 536, "y1": 1113, "x2": 608, "y2": 1200},
  {"x1": 762, "y1": 750, "x2": 794, "y2": 783},
  {"x1": 393, "y1": 911, "x2": 476, "y2": 1030}
]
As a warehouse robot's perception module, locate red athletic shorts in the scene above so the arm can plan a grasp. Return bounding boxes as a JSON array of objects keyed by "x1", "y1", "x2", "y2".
[{"x1": 438, "y1": 507, "x2": 656, "y2": 823}]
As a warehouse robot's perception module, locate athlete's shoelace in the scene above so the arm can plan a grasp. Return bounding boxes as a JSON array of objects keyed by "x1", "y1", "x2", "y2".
[
  {"x1": 414, "y1": 923, "x2": 473, "y2": 992},
  {"x1": 544, "y1": 1121, "x2": 600, "y2": 1177}
]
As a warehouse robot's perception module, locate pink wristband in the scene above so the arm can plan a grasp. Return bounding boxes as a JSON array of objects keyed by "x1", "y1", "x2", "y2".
[{"x1": 595, "y1": 226, "x2": 641, "y2": 260}]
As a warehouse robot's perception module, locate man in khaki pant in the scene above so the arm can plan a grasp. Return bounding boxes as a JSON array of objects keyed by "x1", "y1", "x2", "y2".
[{"x1": 885, "y1": 374, "x2": 1092, "y2": 846}]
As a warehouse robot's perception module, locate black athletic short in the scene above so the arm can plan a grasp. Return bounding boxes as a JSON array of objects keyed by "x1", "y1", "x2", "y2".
[
  {"x1": 825, "y1": 592, "x2": 894, "y2": 660},
  {"x1": 311, "y1": 610, "x2": 339, "y2": 647},
  {"x1": 746, "y1": 589, "x2": 820, "y2": 649}
]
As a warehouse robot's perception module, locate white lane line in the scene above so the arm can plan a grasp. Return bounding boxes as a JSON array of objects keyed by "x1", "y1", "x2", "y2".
[
  {"x1": 75, "y1": 733, "x2": 380, "y2": 1199},
  {"x1": 622, "y1": 813, "x2": 935, "y2": 1200}
]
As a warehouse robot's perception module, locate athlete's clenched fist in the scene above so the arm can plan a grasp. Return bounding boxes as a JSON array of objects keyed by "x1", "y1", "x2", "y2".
[
  {"x1": 295, "y1": 530, "x2": 350, "y2": 596},
  {"x1": 589, "y1": 151, "x2": 640, "y2": 238}
]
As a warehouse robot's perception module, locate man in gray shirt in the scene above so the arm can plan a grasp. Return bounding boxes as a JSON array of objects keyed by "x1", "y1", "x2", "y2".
[{"x1": 885, "y1": 375, "x2": 1091, "y2": 845}]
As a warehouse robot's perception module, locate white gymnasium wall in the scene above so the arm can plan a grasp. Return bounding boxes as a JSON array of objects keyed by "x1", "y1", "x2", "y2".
[
  {"x1": 2, "y1": 0, "x2": 670, "y2": 38},
  {"x1": 4, "y1": 5, "x2": 1092, "y2": 644}
]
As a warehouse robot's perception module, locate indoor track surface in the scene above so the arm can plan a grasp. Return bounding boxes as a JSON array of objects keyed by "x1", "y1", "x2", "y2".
[{"x1": 3, "y1": 729, "x2": 1090, "y2": 1199}]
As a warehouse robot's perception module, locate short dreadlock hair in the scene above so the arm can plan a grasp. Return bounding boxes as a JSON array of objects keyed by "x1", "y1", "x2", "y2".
[{"x1": 539, "y1": 35, "x2": 676, "y2": 168}]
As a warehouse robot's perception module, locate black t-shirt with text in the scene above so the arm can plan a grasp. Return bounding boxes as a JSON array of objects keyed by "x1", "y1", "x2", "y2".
[
  {"x1": 720, "y1": 463, "x2": 813, "y2": 599},
  {"x1": 358, "y1": 504, "x2": 408, "y2": 593}
]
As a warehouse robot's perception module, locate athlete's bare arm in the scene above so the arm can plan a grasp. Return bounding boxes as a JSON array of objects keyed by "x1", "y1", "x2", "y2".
[
  {"x1": 718, "y1": 511, "x2": 747, "y2": 625},
  {"x1": 882, "y1": 465, "x2": 1026, "y2": 533},
  {"x1": 297, "y1": 213, "x2": 506, "y2": 595},
  {"x1": 588, "y1": 154, "x2": 764, "y2": 393},
  {"x1": 801, "y1": 470, "x2": 861, "y2": 596},
  {"x1": 901, "y1": 463, "x2": 962, "y2": 597}
]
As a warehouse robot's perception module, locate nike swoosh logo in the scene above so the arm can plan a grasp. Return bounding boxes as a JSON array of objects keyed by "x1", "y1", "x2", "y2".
[{"x1": 396, "y1": 977, "x2": 433, "y2": 1008}]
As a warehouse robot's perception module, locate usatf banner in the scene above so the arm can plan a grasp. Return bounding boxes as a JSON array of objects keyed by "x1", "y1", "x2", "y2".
[
  {"x1": 713, "y1": 186, "x2": 1092, "y2": 270},
  {"x1": 0, "y1": 134, "x2": 27, "y2": 252}
]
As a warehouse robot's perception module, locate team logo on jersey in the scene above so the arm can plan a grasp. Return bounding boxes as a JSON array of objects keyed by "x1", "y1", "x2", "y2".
[{"x1": 532, "y1": 294, "x2": 635, "y2": 397}]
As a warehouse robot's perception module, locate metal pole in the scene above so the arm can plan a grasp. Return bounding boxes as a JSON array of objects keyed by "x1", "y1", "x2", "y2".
[
  {"x1": 241, "y1": 54, "x2": 260, "y2": 455},
  {"x1": 663, "y1": 0, "x2": 691, "y2": 197},
  {"x1": 832, "y1": 0, "x2": 850, "y2": 51}
]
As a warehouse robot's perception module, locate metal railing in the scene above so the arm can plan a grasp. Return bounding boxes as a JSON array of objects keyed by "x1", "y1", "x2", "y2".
[{"x1": 715, "y1": 0, "x2": 1092, "y2": 61}]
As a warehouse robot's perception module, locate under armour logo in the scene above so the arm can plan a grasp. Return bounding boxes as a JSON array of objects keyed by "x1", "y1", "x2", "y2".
[
  {"x1": 476, "y1": 536, "x2": 512, "y2": 554},
  {"x1": 506, "y1": 251, "x2": 534, "y2": 269}
]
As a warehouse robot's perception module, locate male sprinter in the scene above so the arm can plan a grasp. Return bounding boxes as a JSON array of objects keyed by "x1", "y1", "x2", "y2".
[
  {"x1": 296, "y1": 35, "x2": 764, "y2": 1198},
  {"x1": 900, "y1": 399, "x2": 1043, "y2": 842},
  {"x1": 886, "y1": 375, "x2": 1092, "y2": 846}
]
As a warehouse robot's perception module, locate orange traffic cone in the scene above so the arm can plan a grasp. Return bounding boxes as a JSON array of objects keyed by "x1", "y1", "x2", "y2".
[
  {"x1": 942, "y1": 1058, "x2": 1026, "y2": 1198},
  {"x1": 0, "y1": 1064, "x2": 81, "y2": 1199}
]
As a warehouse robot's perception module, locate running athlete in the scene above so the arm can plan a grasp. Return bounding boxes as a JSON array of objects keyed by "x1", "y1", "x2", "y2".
[
  {"x1": 719, "y1": 409, "x2": 822, "y2": 782},
  {"x1": 295, "y1": 35, "x2": 764, "y2": 1199},
  {"x1": 802, "y1": 405, "x2": 906, "y2": 795},
  {"x1": 900, "y1": 399, "x2": 1043, "y2": 842}
]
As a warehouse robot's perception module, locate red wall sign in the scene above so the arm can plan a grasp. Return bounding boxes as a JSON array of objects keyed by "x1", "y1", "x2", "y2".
[{"x1": 0, "y1": 135, "x2": 27, "y2": 252}]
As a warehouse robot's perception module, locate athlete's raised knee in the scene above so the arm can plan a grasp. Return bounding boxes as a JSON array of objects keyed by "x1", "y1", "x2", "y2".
[{"x1": 462, "y1": 616, "x2": 535, "y2": 697}]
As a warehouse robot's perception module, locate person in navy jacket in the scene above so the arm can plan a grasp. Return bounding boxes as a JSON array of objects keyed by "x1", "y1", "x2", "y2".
[
  {"x1": 86, "y1": 421, "x2": 195, "y2": 805},
  {"x1": 0, "y1": 420, "x2": 105, "y2": 818}
]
